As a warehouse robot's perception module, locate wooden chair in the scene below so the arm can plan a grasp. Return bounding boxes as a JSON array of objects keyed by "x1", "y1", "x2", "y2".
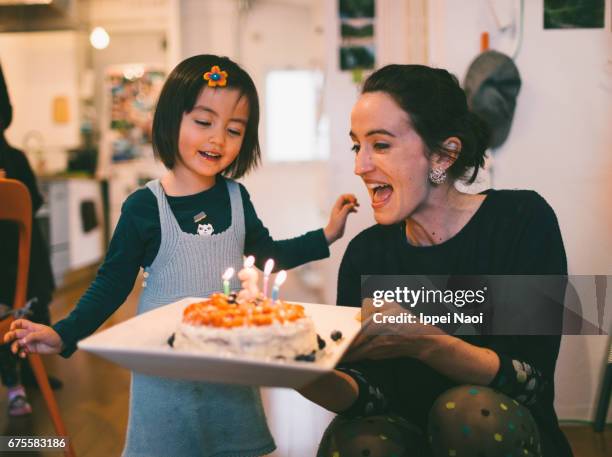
[
  {"x1": 594, "y1": 338, "x2": 612, "y2": 432},
  {"x1": 0, "y1": 178, "x2": 76, "y2": 457}
]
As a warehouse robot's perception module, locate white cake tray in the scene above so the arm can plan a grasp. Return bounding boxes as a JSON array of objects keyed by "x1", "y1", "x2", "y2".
[{"x1": 78, "y1": 297, "x2": 361, "y2": 388}]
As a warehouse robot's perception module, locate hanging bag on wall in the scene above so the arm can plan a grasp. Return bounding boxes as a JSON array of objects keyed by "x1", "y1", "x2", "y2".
[{"x1": 463, "y1": 50, "x2": 522, "y2": 149}]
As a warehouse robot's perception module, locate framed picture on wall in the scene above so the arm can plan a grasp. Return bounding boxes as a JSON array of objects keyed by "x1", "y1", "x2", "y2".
[
  {"x1": 339, "y1": 0, "x2": 374, "y2": 19},
  {"x1": 544, "y1": 0, "x2": 605, "y2": 29},
  {"x1": 340, "y1": 45, "x2": 375, "y2": 71},
  {"x1": 106, "y1": 66, "x2": 165, "y2": 162},
  {"x1": 338, "y1": 0, "x2": 376, "y2": 71}
]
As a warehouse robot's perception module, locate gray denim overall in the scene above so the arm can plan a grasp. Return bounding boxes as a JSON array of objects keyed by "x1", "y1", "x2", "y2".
[{"x1": 122, "y1": 178, "x2": 275, "y2": 457}]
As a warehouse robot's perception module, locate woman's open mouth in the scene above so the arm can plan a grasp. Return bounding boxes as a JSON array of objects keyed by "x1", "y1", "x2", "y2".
[
  {"x1": 367, "y1": 182, "x2": 393, "y2": 209},
  {"x1": 199, "y1": 150, "x2": 222, "y2": 161}
]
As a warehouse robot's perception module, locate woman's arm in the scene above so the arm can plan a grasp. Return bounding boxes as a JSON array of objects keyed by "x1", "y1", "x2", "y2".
[
  {"x1": 298, "y1": 370, "x2": 359, "y2": 413},
  {"x1": 414, "y1": 335, "x2": 500, "y2": 385}
]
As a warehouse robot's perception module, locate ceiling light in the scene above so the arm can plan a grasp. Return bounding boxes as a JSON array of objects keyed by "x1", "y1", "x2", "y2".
[{"x1": 90, "y1": 27, "x2": 110, "y2": 50}]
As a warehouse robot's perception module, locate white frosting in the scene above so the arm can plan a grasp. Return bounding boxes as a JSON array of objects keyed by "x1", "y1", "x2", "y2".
[{"x1": 173, "y1": 317, "x2": 317, "y2": 360}]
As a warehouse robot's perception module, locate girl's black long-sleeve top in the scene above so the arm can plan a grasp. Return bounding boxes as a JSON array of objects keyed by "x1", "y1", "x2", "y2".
[{"x1": 54, "y1": 176, "x2": 329, "y2": 355}]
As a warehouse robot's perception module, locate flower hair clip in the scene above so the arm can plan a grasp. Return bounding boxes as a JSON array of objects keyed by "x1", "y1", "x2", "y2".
[{"x1": 203, "y1": 65, "x2": 228, "y2": 87}]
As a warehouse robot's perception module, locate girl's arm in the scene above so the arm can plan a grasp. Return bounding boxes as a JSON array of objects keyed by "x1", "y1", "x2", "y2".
[
  {"x1": 323, "y1": 193, "x2": 359, "y2": 244},
  {"x1": 5, "y1": 203, "x2": 146, "y2": 357},
  {"x1": 5, "y1": 319, "x2": 63, "y2": 355},
  {"x1": 51, "y1": 199, "x2": 148, "y2": 356},
  {"x1": 241, "y1": 185, "x2": 356, "y2": 271}
]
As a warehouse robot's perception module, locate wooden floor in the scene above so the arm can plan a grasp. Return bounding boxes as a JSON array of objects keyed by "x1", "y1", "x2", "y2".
[{"x1": 0, "y1": 269, "x2": 610, "y2": 457}]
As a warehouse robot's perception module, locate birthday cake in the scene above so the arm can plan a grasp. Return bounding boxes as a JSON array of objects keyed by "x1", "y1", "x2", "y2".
[{"x1": 172, "y1": 293, "x2": 319, "y2": 360}]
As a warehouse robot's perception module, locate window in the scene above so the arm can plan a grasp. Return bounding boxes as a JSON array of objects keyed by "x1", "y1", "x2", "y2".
[{"x1": 265, "y1": 70, "x2": 329, "y2": 162}]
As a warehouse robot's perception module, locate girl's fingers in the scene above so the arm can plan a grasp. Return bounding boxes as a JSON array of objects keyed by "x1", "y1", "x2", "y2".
[
  {"x1": 9, "y1": 331, "x2": 38, "y2": 355},
  {"x1": 21, "y1": 330, "x2": 48, "y2": 346},
  {"x1": 3, "y1": 330, "x2": 15, "y2": 344},
  {"x1": 343, "y1": 194, "x2": 358, "y2": 206},
  {"x1": 10, "y1": 319, "x2": 34, "y2": 331},
  {"x1": 10, "y1": 319, "x2": 25, "y2": 330},
  {"x1": 10, "y1": 339, "x2": 29, "y2": 358},
  {"x1": 336, "y1": 194, "x2": 357, "y2": 210},
  {"x1": 340, "y1": 202, "x2": 359, "y2": 217},
  {"x1": 12, "y1": 329, "x2": 31, "y2": 340},
  {"x1": 339, "y1": 204, "x2": 352, "y2": 216},
  {"x1": 4, "y1": 325, "x2": 37, "y2": 344}
]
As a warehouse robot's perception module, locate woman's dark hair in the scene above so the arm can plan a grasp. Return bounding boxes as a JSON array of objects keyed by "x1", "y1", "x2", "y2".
[
  {"x1": 152, "y1": 54, "x2": 260, "y2": 179},
  {"x1": 362, "y1": 64, "x2": 490, "y2": 183}
]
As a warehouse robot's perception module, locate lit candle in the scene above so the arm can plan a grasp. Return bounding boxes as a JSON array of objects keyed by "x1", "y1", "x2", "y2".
[
  {"x1": 262, "y1": 259, "x2": 275, "y2": 298},
  {"x1": 222, "y1": 267, "x2": 234, "y2": 295},
  {"x1": 271, "y1": 270, "x2": 287, "y2": 302},
  {"x1": 239, "y1": 256, "x2": 259, "y2": 298}
]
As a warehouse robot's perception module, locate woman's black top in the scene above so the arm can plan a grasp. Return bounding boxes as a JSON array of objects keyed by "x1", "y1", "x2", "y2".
[{"x1": 336, "y1": 189, "x2": 573, "y2": 457}]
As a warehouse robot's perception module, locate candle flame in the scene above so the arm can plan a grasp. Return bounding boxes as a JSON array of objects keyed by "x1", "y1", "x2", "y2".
[
  {"x1": 222, "y1": 267, "x2": 235, "y2": 281},
  {"x1": 264, "y1": 259, "x2": 275, "y2": 276},
  {"x1": 274, "y1": 270, "x2": 287, "y2": 287},
  {"x1": 244, "y1": 255, "x2": 255, "y2": 268}
]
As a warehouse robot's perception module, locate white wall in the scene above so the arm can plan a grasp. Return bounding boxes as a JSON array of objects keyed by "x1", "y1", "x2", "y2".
[
  {"x1": 236, "y1": 0, "x2": 330, "y2": 244},
  {"x1": 322, "y1": 0, "x2": 426, "y2": 307},
  {"x1": 0, "y1": 31, "x2": 82, "y2": 173},
  {"x1": 428, "y1": 0, "x2": 612, "y2": 421}
]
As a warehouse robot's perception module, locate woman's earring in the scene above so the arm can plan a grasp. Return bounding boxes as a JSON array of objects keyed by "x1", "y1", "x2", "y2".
[{"x1": 429, "y1": 168, "x2": 447, "y2": 184}]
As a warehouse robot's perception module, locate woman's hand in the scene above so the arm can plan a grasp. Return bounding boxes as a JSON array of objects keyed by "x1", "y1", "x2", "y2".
[
  {"x1": 343, "y1": 299, "x2": 500, "y2": 385},
  {"x1": 324, "y1": 194, "x2": 359, "y2": 244},
  {"x1": 343, "y1": 299, "x2": 446, "y2": 362},
  {"x1": 297, "y1": 369, "x2": 359, "y2": 413},
  {"x1": 3, "y1": 319, "x2": 63, "y2": 357}
]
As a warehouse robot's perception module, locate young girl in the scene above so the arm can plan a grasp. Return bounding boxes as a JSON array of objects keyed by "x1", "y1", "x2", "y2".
[{"x1": 5, "y1": 54, "x2": 357, "y2": 457}]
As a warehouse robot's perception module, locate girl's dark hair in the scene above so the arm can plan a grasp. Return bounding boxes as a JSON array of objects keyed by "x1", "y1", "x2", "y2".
[
  {"x1": 152, "y1": 54, "x2": 260, "y2": 179},
  {"x1": 362, "y1": 64, "x2": 490, "y2": 183}
]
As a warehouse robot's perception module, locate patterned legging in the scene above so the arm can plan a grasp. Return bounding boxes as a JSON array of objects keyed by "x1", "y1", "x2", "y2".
[{"x1": 317, "y1": 385, "x2": 541, "y2": 457}]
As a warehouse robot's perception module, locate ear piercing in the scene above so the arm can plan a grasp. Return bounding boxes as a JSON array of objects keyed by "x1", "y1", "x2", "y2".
[
  {"x1": 446, "y1": 142, "x2": 459, "y2": 151},
  {"x1": 429, "y1": 168, "x2": 447, "y2": 184}
]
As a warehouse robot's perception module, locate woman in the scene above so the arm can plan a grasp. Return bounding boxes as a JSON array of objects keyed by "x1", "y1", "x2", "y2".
[{"x1": 300, "y1": 65, "x2": 573, "y2": 457}]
